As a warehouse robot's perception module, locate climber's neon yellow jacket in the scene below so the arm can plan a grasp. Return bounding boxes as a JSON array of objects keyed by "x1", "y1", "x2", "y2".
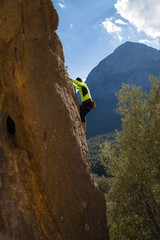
[{"x1": 71, "y1": 79, "x2": 92, "y2": 102}]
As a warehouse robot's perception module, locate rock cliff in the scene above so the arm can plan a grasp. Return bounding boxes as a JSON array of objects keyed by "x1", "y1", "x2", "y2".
[{"x1": 0, "y1": 1, "x2": 108, "y2": 239}]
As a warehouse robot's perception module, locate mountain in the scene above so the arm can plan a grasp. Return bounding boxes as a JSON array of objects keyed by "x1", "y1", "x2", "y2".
[{"x1": 86, "y1": 41, "x2": 160, "y2": 138}]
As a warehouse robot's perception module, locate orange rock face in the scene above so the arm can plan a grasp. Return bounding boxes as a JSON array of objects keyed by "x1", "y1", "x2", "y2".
[{"x1": 0, "y1": 1, "x2": 108, "y2": 239}]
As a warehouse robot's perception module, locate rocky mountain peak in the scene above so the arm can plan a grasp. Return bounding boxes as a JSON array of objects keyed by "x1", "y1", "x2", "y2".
[
  {"x1": 86, "y1": 41, "x2": 160, "y2": 137},
  {"x1": 96, "y1": 41, "x2": 160, "y2": 75}
]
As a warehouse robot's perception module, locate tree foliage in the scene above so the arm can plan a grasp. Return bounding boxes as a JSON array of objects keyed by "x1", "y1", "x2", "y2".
[
  {"x1": 95, "y1": 175, "x2": 110, "y2": 193},
  {"x1": 87, "y1": 133, "x2": 115, "y2": 176},
  {"x1": 102, "y1": 77, "x2": 160, "y2": 240}
]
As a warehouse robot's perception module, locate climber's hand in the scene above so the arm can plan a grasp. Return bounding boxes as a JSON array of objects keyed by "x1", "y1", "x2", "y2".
[
  {"x1": 67, "y1": 75, "x2": 72, "y2": 81},
  {"x1": 65, "y1": 72, "x2": 69, "y2": 79}
]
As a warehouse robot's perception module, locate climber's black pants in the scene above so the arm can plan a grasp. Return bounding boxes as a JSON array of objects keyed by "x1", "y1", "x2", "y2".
[{"x1": 79, "y1": 99, "x2": 93, "y2": 122}]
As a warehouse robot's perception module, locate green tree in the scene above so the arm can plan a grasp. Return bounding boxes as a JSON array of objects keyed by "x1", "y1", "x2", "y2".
[
  {"x1": 96, "y1": 175, "x2": 110, "y2": 193},
  {"x1": 87, "y1": 133, "x2": 115, "y2": 176},
  {"x1": 102, "y1": 77, "x2": 160, "y2": 240}
]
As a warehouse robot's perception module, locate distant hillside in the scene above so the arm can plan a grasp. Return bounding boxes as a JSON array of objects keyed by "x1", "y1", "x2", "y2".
[
  {"x1": 87, "y1": 132, "x2": 115, "y2": 176},
  {"x1": 86, "y1": 41, "x2": 160, "y2": 138}
]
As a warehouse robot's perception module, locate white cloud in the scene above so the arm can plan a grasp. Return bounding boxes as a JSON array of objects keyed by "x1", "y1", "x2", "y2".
[
  {"x1": 139, "y1": 39, "x2": 152, "y2": 45},
  {"x1": 69, "y1": 24, "x2": 73, "y2": 28},
  {"x1": 115, "y1": 0, "x2": 160, "y2": 38},
  {"x1": 58, "y1": 3, "x2": 65, "y2": 8},
  {"x1": 115, "y1": 19, "x2": 128, "y2": 25},
  {"x1": 102, "y1": 18, "x2": 123, "y2": 43},
  {"x1": 102, "y1": 18, "x2": 122, "y2": 33},
  {"x1": 118, "y1": 35, "x2": 123, "y2": 42},
  {"x1": 139, "y1": 38, "x2": 159, "y2": 47}
]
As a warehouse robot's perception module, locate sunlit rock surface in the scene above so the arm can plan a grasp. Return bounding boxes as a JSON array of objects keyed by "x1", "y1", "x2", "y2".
[{"x1": 0, "y1": 1, "x2": 108, "y2": 239}]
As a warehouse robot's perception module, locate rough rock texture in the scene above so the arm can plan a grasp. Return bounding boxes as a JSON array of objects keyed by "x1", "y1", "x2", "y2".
[{"x1": 0, "y1": 0, "x2": 108, "y2": 240}]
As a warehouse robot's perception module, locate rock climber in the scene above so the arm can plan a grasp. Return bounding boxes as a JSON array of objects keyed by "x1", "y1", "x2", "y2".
[{"x1": 68, "y1": 76, "x2": 96, "y2": 134}]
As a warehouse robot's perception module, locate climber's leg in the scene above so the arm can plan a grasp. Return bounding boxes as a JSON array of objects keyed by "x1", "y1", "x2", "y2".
[
  {"x1": 82, "y1": 122, "x2": 86, "y2": 134},
  {"x1": 80, "y1": 105, "x2": 87, "y2": 134}
]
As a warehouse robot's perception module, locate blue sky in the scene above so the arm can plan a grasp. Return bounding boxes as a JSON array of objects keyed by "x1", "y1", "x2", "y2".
[{"x1": 54, "y1": 0, "x2": 160, "y2": 79}]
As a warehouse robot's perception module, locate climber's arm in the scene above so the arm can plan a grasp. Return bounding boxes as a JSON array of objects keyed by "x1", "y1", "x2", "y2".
[
  {"x1": 67, "y1": 76, "x2": 80, "y2": 90},
  {"x1": 67, "y1": 76, "x2": 85, "y2": 87},
  {"x1": 71, "y1": 79, "x2": 85, "y2": 87},
  {"x1": 73, "y1": 84, "x2": 79, "y2": 90}
]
